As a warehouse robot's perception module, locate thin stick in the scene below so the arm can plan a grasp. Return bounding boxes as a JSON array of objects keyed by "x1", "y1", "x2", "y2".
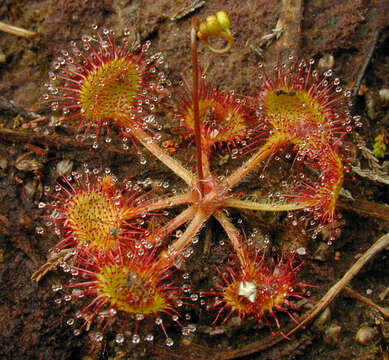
[
  {"x1": 351, "y1": 29, "x2": 380, "y2": 105},
  {"x1": 337, "y1": 199, "x2": 389, "y2": 222},
  {"x1": 286, "y1": 232, "x2": 389, "y2": 337},
  {"x1": 203, "y1": 223, "x2": 212, "y2": 257},
  {"x1": 0, "y1": 21, "x2": 36, "y2": 39},
  {"x1": 379, "y1": 286, "x2": 389, "y2": 301},
  {"x1": 343, "y1": 286, "x2": 389, "y2": 319},
  {"x1": 31, "y1": 249, "x2": 73, "y2": 281}
]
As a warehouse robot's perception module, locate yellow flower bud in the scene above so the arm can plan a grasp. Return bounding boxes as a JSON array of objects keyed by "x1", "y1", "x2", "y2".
[
  {"x1": 197, "y1": 11, "x2": 234, "y2": 54},
  {"x1": 216, "y1": 11, "x2": 230, "y2": 30},
  {"x1": 205, "y1": 15, "x2": 222, "y2": 36}
]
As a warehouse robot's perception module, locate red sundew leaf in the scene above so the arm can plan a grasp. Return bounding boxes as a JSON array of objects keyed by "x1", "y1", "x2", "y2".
[
  {"x1": 60, "y1": 248, "x2": 185, "y2": 343},
  {"x1": 255, "y1": 58, "x2": 354, "y2": 157},
  {"x1": 170, "y1": 67, "x2": 258, "y2": 153},
  {"x1": 45, "y1": 31, "x2": 165, "y2": 142},
  {"x1": 210, "y1": 247, "x2": 309, "y2": 337},
  {"x1": 43, "y1": 171, "x2": 155, "y2": 255}
]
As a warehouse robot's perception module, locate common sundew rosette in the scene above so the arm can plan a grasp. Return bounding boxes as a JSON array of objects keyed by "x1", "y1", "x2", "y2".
[{"x1": 45, "y1": 29, "x2": 164, "y2": 142}]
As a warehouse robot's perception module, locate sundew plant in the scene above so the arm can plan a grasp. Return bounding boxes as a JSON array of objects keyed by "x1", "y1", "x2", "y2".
[{"x1": 33, "y1": 11, "x2": 361, "y2": 349}]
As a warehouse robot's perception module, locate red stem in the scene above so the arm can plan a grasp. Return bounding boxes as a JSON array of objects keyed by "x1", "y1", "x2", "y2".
[{"x1": 191, "y1": 20, "x2": 205, "y2": 196}]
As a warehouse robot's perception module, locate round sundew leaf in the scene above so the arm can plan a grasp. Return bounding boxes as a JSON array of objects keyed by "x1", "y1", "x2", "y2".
[{"x1": 79, "y1": 58, "x2": 141, "y2": 127}]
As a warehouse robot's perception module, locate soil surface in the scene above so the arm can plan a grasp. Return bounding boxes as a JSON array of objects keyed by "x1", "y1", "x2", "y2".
[{"x1": 0, "y1": 1, "x2": 389, "y2": 359}]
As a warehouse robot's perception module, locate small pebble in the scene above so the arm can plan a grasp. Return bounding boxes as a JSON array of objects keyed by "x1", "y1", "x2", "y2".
[
  {"x1": 56, "y1": 159, "x2": 73, "y2": 177},
  {"x1": 23, "y1": 181, "x2": 37, "y2": 198},
  {"x1": 0, "y1": 156, "x2": 8, "y2": 170},
  {"x1": 323, "y1": 323, "x2": 341, "y2": 345},
  {"x1": 355, "y1": 325, "x2": 376, "y2": 345},
  {"x1": 378, "y1": 88, "x2": 389, "y2": 107},
  {"x1": 313, "y1": 242, "x2": 333, "y2": 262},
  {"x1": 317, "y1": 53, "x2": 334, "y2": 71},
  {"x1": 15, "y1": 158, "x2": 43, "y2": 171},
  {"x1": 313, "y1": 307, "x2": 331, "y2": 330}
]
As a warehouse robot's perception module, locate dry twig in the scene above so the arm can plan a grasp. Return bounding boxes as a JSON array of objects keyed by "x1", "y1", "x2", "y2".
[
  {"x1": 0, "y1": 21, "x2": 36, "y2": 39},
  {"x1": 351, "y1": 28, "x2": 380, "y2": 105},
  {"x1": 0, "y1": 128, "x2": 131, "y2": 155},
  {"x1": 31, "y1": 249, "x2": 74, "y2": 282},
  {"x1": 286, "y1": 232, "x2": 389, "y2": 336},
  {"x1": 344, "y1": 285, "x2": 389, "y2": 319},
  {"x1": 338, "y1": 199, "x2": 389, "y2": 221}
]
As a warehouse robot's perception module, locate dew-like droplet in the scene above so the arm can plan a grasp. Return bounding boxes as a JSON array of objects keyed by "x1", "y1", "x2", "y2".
[
  {"x1": 165, "y1": 338, "x2": 174, "y2": 347},
  {"x1": 324, "y1": 69, "x2": 332, "y2": 77},
  {"x1": 35, "y1": 227, "x2": 44, "y2": 234},
  {"x1": 190, "y1": 294, "x2": 199, "y2": 301},
  {"x1": 132, "y1": 334, "x2": 140, "y2": 344},
  {"x1": 145, "y1": 333, "x2": 154, "y2": 342},
  {"x1": 94, "y1": 332, "x2": 103, "y2": 342},
  {"x1": 52, "y1": 284, "x2": 63, "y2": 292},
  {"x1": 135, "y1": 313, "x2": 144, "y2": 321},
  {"x1": 115, "y1": 333, "x2": 124, "y2": 344}
]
